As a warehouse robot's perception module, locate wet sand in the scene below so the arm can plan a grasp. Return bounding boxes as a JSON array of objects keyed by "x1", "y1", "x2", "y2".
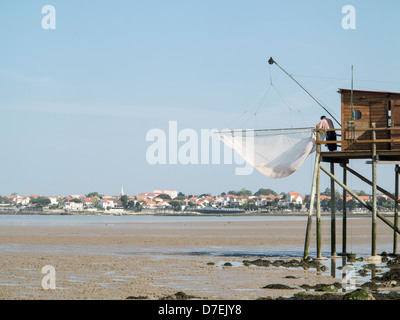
[{"x1": 0, "y1": 215, "x2": 398, "y2": 300}]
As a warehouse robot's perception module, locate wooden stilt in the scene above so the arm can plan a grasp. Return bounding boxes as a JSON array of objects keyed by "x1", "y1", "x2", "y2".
[
  {"x1": 316, "y1": 161, "x2": 322, "y2": 259},
  {"x1": 394, "y1": 165, "x2": 399, "y2": 255},
  {"x1": 303, "y1": 147, "x2": 320, "y2": 258},
  {"x1": 342, "y1": 163, "x2": 347, "y2": 255},
  {"x1": 330, "y1": 161, "x2": 338, "y2": 258},
  {"x1": 371, "y1": 123, "x2": 377, "y2": 258},
  {"x1": 330, "y1": 259, "x2": 336, "y2": 278},
  {"x1": 304, "y1": 125, "x2": 320, "y2": 259},
  {"x1": 316, "y1": 165, "x2": 321, "y2": 258},
  {"x1": 314, "y1": 161, "x2": 327, "y2": 261},
  {"x1": 315, "y1": 126, "x2": 323, "y2": 260}
]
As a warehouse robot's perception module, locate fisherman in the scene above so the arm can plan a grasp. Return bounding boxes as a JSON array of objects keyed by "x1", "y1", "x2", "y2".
[{"x1": 319, "y1": 116, "x2": 337, "y2": 151}]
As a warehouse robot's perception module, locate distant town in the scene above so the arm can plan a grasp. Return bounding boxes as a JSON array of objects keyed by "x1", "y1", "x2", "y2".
[{"x1": 0, "y1": 186, "x2": 397, "y2": 215}]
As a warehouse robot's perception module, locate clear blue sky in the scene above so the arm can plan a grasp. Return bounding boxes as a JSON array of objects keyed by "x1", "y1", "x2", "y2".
[{"x1": 1, "y1": 1, "x2": 400, "y2": 196}]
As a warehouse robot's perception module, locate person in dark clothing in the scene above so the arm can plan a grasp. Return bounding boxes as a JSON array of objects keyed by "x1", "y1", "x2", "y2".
[{"x1": 319, "y1": 116, "x2": 337, "y2": 151}]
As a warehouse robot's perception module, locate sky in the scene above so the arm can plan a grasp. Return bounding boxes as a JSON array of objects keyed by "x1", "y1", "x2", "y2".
[{"x1": 1, "y1": 1, "x2": 400, "y2": 197}]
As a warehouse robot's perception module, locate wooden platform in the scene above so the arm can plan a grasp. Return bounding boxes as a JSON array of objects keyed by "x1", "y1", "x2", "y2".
[{"x1": 320, "y1": 150, "x2": 400, "y2": 163}]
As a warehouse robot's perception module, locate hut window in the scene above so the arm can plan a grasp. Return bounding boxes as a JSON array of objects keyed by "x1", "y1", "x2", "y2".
[{"x1": 352, "y1": 110, "x2": 362, "y2": 120}]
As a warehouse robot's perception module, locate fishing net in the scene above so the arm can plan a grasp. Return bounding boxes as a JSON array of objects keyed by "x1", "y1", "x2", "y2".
[{"x1": 215, "y1": 128, "x2": 316, "y2": 178}]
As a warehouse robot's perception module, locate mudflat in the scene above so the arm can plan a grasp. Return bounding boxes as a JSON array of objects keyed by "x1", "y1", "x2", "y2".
[{"x1": 0, "y1": 215, "x2": 397, "y2": 299}]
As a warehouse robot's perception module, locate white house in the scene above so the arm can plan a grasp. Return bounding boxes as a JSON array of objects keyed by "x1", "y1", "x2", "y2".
[
  {"x1": 82, "y1": 198, "x2": 95, "y2": 207},
  {"x1": 10, "y1": 195, "x2": 30, "y2": 205},
  {"x1": 254, "y1": 195, "x2": 276, "y2": 207},
  {"x1": 155, "y1": 201, "x2": 171, "y2": 208},
  {"x1": 214, "y1": 196, "x2": 228, "y2": 207},
  {"x1": 46, "y1": 196, "x2": 58, "y2": 205},
  {"x1": 229, "y1": 195, "x2": 245, "y2": 206},
  {"x1": 142, "y1": 200, "x2": 156, "y2": 209},
  {"x1": 64, "y1": 202, "x2": 84, "y2": 211},
  {"x1": 192, "y1": 200, "x2": 207, "y2": 209},
  {"x1": 98, "y1": 200, "x2": 114, "y2": 209},
  {"x1": 287, "y1": 192, "x2": 303, "y2": 205}
]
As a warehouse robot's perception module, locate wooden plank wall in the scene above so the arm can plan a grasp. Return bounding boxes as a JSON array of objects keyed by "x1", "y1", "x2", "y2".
[{"x1": 340, "y1": 90, "x2": 400, "y2": 151}]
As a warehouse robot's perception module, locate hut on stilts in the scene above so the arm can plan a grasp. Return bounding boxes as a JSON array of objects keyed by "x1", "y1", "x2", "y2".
[
  {"x1": 304, "y1": 88, "x2": 400, "y2": 262},
  {"x1": 217, "y1": 58, "x2": 400, "y2": 262}
]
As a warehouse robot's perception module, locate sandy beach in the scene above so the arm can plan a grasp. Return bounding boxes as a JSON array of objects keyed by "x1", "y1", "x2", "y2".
[{"x1": 0, "y1": 214, "x2": 399, "y2": 300}]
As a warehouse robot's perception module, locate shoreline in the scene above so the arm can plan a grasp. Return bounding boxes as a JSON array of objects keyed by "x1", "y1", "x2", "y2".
[{"x1": 0, "y1": 209, "x2": 395, "y2": 218}]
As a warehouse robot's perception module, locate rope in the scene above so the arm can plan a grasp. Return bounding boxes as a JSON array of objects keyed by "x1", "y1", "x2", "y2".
[
  {"x1": 268, "y1": 63, "x2": 273, "y2": 86},
  {"x1": 350, "y1": 173, "x2": 353, "y2": 254},
  {"x1": 253, "y1": 86, "x2": 272, "y2": 118},
  {"x1": 226, "y1": 59, "x2": 341, "y2": 130},
  {"x1": 271, "y1": 84, "x2": 313, "y2": 127},
  {"x1": 268, "y1": 57, "x2": 341, "y2": 127},
  {"x1": 214, "y1": 127, "x2": 315, "y2": 136},
  {"x1": 226, "y1": 85, "x2": 272, "y2": 128}
]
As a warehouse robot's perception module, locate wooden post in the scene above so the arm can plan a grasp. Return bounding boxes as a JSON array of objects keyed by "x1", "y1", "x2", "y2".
[
  {"x1": 330, "y1": 258, "x2": 336, "y2": 278},
  {"x1": 330, "y1": 161, "x2": 337, "y2": 257},
  {"x1": 314, "y1": 125, "x2": 323, "y2": 260},
  {"x1": 316, "y1": 160, "x2": 322, "y2": 259},
  {"x1": 342, "y1": 163, "x2": 347, "y2": 255},
  {"x1": 394, "y1": 164, "x2": 399, "y2": 255},
  {"x1": 304, "y1": 126, "x2": 321, "y2": 259},
  {"x1": 371, "y1": 123, "x2": 377, "y2": 258}
]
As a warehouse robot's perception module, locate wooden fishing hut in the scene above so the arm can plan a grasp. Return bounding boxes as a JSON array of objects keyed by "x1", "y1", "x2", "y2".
[{"x1": 304, "y1": 89, "x2": 400, "y2": 261}]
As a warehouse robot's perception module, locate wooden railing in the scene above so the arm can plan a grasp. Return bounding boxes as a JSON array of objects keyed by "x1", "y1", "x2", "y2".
[{"x1": 315, "y1": 125, "x2": 400, "y2": 146}]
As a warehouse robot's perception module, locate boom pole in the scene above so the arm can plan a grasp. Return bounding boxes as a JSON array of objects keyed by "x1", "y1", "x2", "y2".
[{"x1": 268, "y1": 57, "x2": 341, "y2": 127}]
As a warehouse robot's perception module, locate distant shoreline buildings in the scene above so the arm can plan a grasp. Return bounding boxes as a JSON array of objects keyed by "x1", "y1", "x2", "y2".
[{"x1": 0, "y1": 188, "x2": 395, "y2": 213}]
